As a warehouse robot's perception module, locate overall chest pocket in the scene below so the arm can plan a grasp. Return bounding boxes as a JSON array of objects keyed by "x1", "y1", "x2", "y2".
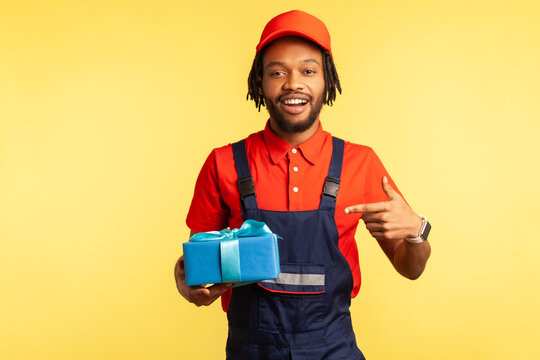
[{"x1": 258, "y1": 264, "x2": 326, "y2": 333}]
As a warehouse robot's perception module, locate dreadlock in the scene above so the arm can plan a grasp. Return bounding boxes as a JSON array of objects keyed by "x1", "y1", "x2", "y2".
[{"x1": 246, "y1": 47, "x2": 342, "y2": 111}]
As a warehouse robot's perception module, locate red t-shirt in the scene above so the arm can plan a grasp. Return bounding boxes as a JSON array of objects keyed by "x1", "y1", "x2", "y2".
[{"x1": 186, "y1": 121, "x2": 402, "y2": 311}]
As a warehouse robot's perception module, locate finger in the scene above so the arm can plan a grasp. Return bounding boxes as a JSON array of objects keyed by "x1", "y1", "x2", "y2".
[
  {"x1": 364, "y1": 222, "x2": 386, "y2": 232},
  {"x1": 174, "y1": 258, "x2": 185, "y2": 282},
  {"x1": 382, "y1": 176, "x2": 400, "y2": 201},
  {"x1": 361, "y1": 212, "x2": 388, "y2": 223},
  {"x1": 372, "y1": 230, "x2": 402, "y2": 241},
  {"x1": 191, "y1": 282, "x2": 231, "y2": 299},
  {"x1": 345, "y1": 201, "x2": 389, "y2": 214},
  {"x1": 370, "y1": 231, "x2": 385, "y2": 240},
  {"x1": 179, "y1": 255, "x2": 185, "y2": 270},
  {"x1": 177, "y1": 281, "x2": 207, "y2": 302},
  {"x1": 207, "y1": 282, "x2": 234, "y2": 298},
  {"x1": 174, "y1": 258, "x2": 186, "y2": 281},
  {"x1": 189, "y1": 285, "x2": 212, "y2": 297},
  {"x1": 192, "y1": 283, "x2": 233, "y2": 306},
  {"x1": 185, "y1": 287, "x2": 211, "y2": 305}
]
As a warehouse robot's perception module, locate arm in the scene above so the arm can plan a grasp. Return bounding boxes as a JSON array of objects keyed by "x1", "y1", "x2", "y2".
[
  {"x1": 176, "y1": 149, "x2": 235, "y2": 306},
  {"x1": 345, "y1": 176, "x2": 431, "y2": 280},
  {"x1": 376, "y1": 233, "x2": 431, "y2": 280},
  {"x1": 174, "y1": 231, "x2": 235, "y2": 306}
]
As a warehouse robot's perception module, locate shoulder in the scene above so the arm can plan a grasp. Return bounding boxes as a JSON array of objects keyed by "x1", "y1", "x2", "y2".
[
  {"x1": 203, "y1": 130, "x2": 265, "y2": 181},
  {"x1": 339, "y1": 139, "x2": 388, "y2": 184},
  {"x1": 212, "y1": 130, "x2": 264, "y2": 159},
  {"x1": 342, "y1": 140, "x2": 379, "y2": 165}
]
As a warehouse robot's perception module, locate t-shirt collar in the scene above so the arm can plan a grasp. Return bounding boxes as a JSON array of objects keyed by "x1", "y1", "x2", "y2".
[{"x1": 262, "y1": 120, "x2": 325, "y2": 165}]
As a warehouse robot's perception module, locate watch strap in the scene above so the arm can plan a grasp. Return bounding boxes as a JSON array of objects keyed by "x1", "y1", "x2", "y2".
[{"x1": 406, "y1": 215, "x2": 430, "y2": 243}]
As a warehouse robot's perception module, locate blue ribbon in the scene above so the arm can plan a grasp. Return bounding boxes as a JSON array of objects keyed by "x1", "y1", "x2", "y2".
[{"x1": 189, "y1": 220, "x2": 280, "y2": 283}]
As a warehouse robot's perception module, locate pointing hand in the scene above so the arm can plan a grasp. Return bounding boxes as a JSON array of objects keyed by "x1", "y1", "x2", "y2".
[{"x1": 344, "y1": 176, "x2": 423, "y2": 241}]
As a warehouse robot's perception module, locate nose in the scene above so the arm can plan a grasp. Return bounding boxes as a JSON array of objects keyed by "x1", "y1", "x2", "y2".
[{"x1": 283, "y1": 71, "x2": 303, "y2": 91}]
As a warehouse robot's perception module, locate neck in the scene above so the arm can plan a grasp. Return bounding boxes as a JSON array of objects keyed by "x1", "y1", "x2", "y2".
[{"x1": 268, "y1": 119, "x2": 320, "y2": 146}]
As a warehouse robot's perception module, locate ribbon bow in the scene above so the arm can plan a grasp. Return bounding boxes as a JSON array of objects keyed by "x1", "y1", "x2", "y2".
[{"x1": 189, "y1": 220, "x2": 279, "y2": 283}]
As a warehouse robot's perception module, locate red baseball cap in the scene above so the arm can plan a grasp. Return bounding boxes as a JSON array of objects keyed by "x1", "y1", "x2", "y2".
[{"x1": 256, "y1": 10, "x2": 333, "y2": 58}]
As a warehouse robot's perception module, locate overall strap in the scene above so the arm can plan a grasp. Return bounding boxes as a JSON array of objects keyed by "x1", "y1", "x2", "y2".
[
  {"x1": 319, "y1": 137, "x2": 345, "y2": 210},
  {"x1": 232, "y1": 140, "x2": 259, "y2": 218}
]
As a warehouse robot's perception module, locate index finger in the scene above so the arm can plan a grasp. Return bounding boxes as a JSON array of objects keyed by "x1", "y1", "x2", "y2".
[
  {"x1": 190, "y1": 283, "x2": 233, "y2": 303},
  {"x1": 345, "y1": 201, "x2": 389, "y2": 214},
  {"x1": 206, "y1": 282, "x2": 235, "y2": 297}
]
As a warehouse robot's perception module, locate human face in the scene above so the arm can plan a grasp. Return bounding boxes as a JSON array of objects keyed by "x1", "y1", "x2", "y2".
[{"x1": 260, "y1": 37, "x2": 325, "y2": 133}]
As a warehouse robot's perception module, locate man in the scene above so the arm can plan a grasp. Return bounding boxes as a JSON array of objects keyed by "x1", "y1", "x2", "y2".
[{"x1": 175, "y1": 10, "x2": 431, "y2": 359}]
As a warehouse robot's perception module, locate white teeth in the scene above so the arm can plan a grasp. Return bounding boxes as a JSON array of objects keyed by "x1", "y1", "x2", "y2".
[{"x1": 283, "y1": 99, "x2": 308, "y2": 105}]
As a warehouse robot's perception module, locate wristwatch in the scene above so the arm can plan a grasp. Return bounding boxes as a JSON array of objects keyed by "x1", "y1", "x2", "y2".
[{"x1": 406, "y1": 215, "x2": 431, "y2": 244}]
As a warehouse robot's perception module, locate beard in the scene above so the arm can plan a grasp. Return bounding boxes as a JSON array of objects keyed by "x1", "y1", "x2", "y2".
[{"x1": 265, "y1": 94, "x2": 324, "y2": 133}]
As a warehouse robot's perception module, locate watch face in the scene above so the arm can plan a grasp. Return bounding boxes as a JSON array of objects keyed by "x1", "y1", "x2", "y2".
[{"x1": 421, "y1": 221, "x2": 431, "y2": 240}]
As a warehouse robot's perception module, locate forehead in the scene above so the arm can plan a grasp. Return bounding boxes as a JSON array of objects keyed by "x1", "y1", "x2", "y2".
[{"x1": 261, "y1": 36, "x2": 323, "y2": 66}]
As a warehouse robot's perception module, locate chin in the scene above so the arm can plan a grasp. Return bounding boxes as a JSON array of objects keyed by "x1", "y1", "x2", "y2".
[
  {"x1": 267, "y1": 100, "x2": 322, "y2": 134},
  {"x1": 276, "y1": 117, "x2": 317, "y2": 133}
]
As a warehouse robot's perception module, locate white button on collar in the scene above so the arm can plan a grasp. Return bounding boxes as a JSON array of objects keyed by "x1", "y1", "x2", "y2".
[
  {"x1": 293, "y1": 186, "x2": 299, "y2": 192},
  {"x1": 293, "y1": 166, "x2": 299, "y2": 172},
  {"x1": 291, "y1": 148, "x2": 297, "y2": 154}
]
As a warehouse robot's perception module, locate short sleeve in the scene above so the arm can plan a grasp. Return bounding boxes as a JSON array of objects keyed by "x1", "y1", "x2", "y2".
[
  {"x1": 363, "y1": 148, "x2": 405, "y2": 204},
  {"x1": 186, "y1": 149, "x2": 230, "y2": 233}
]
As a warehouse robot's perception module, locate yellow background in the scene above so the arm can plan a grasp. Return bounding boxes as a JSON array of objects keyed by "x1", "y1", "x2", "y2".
[{"x1": 1, "y1": 0, "x2": 539, "y2": 359}]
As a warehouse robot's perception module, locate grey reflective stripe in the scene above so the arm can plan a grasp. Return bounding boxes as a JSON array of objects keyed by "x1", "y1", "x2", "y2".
[{"x1": 260, "y1": 273, "x2": 325, "y2": 286}]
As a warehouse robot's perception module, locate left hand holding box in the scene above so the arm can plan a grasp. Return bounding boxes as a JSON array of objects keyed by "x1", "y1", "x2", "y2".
[
  {"x1": 174, "y1": 255, "x2": 234, "y2": 307},
  {"x1": 182, "y1": 220, "x2": 281, "y2": 287}
]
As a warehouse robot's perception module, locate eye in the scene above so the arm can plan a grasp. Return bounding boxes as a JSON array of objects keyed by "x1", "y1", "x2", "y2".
[
  {"x1": 271, "y1": 70, "x2": 285, "y2": 77},
  {"x1": 304, "y1": 69, "x2": 316, "y2": 75}
]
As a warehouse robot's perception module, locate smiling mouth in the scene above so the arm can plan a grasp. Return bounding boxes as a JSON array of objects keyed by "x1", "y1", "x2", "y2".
[
  {"x1": 281, "y1": 99, "x2": 308, "y2": 115},
  {"x1": 282, "y1": 98, "x2": 308, "y2": 105},
  {"x1": 279, "y1": 97, "x2": 310, "y2": 115}
]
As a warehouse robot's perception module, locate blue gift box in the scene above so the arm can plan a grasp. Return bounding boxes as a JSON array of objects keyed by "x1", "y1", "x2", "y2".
[{"x1": 183, "y1": 220, "x2": 281, "y2": 287}]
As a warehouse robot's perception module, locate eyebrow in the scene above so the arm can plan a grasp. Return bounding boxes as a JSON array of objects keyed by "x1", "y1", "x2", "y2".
[{"x1": 265, "y1": 59, "x2": 321, "y2": 69}]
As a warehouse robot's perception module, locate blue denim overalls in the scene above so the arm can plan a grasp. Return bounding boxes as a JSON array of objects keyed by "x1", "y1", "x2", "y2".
[{"x1": 226, "y1": 137, "x2": 366, "y2": 359}]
